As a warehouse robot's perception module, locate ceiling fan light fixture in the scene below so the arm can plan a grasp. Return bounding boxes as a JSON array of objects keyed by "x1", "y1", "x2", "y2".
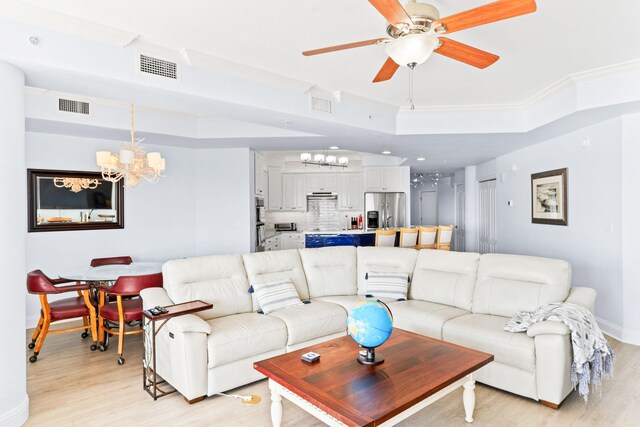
[{"x1": 385, "y1": 32, "x2": 439, "y2": 67}]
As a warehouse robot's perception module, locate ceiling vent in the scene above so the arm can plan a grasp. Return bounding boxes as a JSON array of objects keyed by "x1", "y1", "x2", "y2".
[
  {"x1": 310, "y1": 96, "x2": 333, "y2": 115},
  {"x1": 139, "y1": 54, "x2": 178, "y2": 79},
  {"x1": 58, "y1": 98, "x2": 90, "y2": 115}
]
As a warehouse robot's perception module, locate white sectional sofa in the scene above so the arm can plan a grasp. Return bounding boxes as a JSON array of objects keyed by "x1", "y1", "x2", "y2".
[{"x1": 141, "y1": 246, "x2": 596, "y2": 408}]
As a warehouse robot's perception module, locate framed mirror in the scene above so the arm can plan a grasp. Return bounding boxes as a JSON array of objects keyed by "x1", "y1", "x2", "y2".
[{"x1": 28, "y1": 169, "x2": 124, "y2": 232}]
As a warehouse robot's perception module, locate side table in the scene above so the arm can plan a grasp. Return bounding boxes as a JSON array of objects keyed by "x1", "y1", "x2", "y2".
[{"x1": 142, "y1": 300, "x2": 212, "y2": 400}]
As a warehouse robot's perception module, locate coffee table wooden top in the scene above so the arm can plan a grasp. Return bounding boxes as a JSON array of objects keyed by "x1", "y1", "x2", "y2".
[{"x1": 254, "y1": 328, "x2": 493, "y2": 427}]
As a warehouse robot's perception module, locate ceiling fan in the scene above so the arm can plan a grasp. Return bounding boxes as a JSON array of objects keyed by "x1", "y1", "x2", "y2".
[{"x1": 303, "y1": 0, "x2": 537, "y2": 83}]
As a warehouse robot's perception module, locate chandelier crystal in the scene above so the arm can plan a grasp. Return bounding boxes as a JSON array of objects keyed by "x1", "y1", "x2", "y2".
[
  {"x1": 96, "y1": 104, "x2": 165, "y2": 188},
  {"x1": 53, "y1": 177, "x2": 100, "y2": 193}
]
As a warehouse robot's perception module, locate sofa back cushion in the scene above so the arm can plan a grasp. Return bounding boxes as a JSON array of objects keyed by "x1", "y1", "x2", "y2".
[
  {"x1": 356, "y1": 247, "x2": 418, "y2": 295},
  {"x1": 410, "y1": 250, "x2": 480, "y2": 310},
  {"x1": 162, "y1": 254, "x2": 252, "y2": 320},
  {"x1": 242, "y1": 249, "x2": 310, "y2": 311},
  {"x1": 299, "y1": 246, "x2": 357, "y2": 298},
  {"x1": 472, "y1": 253, "x2": 572, "y2": 317}
]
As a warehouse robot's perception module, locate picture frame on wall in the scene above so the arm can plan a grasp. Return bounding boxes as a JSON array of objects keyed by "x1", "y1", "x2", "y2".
[{"x1": 531, "y1": 168, "x2": 568, "y2": 226}]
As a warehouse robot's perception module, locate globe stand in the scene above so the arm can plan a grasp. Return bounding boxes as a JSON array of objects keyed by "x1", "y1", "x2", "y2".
[{"x1": 357, "y1": 347, "x2": 384, "y2": 365}]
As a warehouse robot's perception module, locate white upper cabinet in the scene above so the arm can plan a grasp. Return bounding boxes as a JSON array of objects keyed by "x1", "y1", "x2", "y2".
[
  {"x1": 267, "y1": 167, "x2": 283, "y2": 211},
  {"x1": 338, "y1": 173, "x2": 363, "y2": 211},
  {"x1": 364, "y1": 167, "x2": 404, "y2": 192},
  {"x1": 254, "y1": 152, "x2": 266, "y2": 196},
  {"x1": 282, "y1": 174, "x2": 307, "y2": 211},
  {"x1": 306, "y1": 174, "x2": 338, "y2": 192}
]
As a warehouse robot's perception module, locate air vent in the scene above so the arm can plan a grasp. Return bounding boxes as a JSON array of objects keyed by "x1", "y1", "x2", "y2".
[
  {"x1": 139, "y1": 54, "x2": 178, "y2": 79},
  {"x1": 58, "y1": 98, "x2": 90, "y2": 115},
  {"x1": 310, "y1": 96, "x2": 333, "y2": 114}
]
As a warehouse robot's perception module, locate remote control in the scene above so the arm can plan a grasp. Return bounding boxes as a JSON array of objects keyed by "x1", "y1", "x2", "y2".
[{"x1": 301, "y1": 352, "x2": 320, "y2": 363}]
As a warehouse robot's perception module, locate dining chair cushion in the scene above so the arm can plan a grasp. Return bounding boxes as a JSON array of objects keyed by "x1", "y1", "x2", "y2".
[
  {"x1": 250, "y1": 279, "x2": 303, "y2": 314},
  {"x1": 48, "y1": 297, "x2": 90, "y2": 321},
  {"x1": 364, "y1": 271, "x2": 409, "y2": 300},
  {"x1": 100, "y1": 298, "x2": 143, "y2": 322}
]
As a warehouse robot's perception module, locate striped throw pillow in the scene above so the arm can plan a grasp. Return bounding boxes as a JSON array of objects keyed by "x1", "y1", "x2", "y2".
[
  {"x1": 252, "y1": 280, "x2": 303, "y2": 314},
  {"x1": 365, "y1": 272, "x2": 409, "y2": 300}
]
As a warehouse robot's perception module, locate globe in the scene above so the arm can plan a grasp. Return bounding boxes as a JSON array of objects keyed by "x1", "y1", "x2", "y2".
[{"x1": 347, "y1": 299, "x2": 393, "y2": 365}]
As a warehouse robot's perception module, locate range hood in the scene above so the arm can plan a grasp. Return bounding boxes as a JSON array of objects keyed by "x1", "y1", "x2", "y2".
[{"x1": 307, "y1": 192, "x2": 338, "y2": 200}]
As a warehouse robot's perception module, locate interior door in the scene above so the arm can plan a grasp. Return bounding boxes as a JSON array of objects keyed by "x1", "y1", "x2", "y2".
[
  {"x1": 455, "y1": 184, "x2": 465, "y2": 251},
  {"x1": 478, "y1": 179, "x2": 497, "y2": 254},
  {"x1": 420, "y1": 191, "x2": 437, "y2": 225}
]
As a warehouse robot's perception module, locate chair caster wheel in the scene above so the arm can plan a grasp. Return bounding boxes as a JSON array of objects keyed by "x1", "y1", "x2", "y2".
[
  {"x1": 90, "y1": 344, "x2": 98, "y2": 351},
  {"x1": 98, "y1": 345, "x2": 107, "y2": 352},
  {"x1": 117, "y1": 357, "x2": 125, "y2": 365},
  {"x1": 29, "y1": 355, "x2": 37, "y2": 363},
  {"x1": 28, "y1": 342, "x2": 35, "y2": 350},
  {"x1": 81, "y1": 331, "x2": 89, "y2": 339}
]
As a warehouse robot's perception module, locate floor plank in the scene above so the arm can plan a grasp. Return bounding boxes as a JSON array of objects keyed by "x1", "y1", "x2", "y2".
[{"x1": 24, "y1": 324, "x2": 640, "y2": 426}]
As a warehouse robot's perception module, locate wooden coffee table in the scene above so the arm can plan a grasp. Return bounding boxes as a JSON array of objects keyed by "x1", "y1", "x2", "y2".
[{"x1": 254, "y1": 328, "x2": 493, "y2": 427}]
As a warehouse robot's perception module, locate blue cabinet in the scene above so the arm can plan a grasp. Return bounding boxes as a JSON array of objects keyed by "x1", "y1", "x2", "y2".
[{"x1": 305, "y1": 233, "x2": 375, "y2": 248}]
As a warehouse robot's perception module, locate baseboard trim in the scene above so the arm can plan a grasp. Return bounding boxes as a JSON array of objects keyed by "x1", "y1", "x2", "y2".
[
  {"x1": 0, "y1": 393, "x2": 29, "y2": 427},
  {"x1": 597, "y1": 317, "x2": 640, "y2": 346}
]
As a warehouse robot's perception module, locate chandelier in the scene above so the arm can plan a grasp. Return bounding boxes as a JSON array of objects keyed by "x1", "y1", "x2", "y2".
[
  {"x1": 96, "y1": 104, "x2": 165, "y2": 188},
  {"x1": 300, "y1": 152, "x2": 348, "y2": 168},
  {"x1": 53, "y1": 177, "x2": 100, "y2": 193}
]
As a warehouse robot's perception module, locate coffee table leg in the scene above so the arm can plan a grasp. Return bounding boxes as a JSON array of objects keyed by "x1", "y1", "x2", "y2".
[
  {"x1": 463, "y1": 375, "x2": 476, "y2": 423},
  {"x1": 269, "y1": 380, "x2": 283, "y2": 427}
]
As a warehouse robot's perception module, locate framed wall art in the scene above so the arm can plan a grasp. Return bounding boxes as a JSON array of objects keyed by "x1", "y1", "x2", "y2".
[{"x1": 531, "y1": 168, "x2": 567, "y2": 226}]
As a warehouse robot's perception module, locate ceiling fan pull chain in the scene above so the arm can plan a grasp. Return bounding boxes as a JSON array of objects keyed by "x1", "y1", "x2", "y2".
[{"x1": 408, "y1": 62, "x2": 416, "y2": 110}]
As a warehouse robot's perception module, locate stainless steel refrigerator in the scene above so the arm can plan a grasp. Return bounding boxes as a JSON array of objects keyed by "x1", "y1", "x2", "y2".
[{"x1": 364, "y1": 192, "x2": 406, "y2": 231}]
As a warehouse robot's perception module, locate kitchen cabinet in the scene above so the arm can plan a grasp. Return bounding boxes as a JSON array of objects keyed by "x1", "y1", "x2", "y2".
[
  {"x1": 280, "y1": 232, "x2": 305, "y2": 250},
  {"x1": 282, "y1": 174, "x2": 307, "y2": 211},
  {"x1": 307, "y1": 174, "x2": 337, "y2": 192},
  {"x1": 337, "y1": 173, "x2": 363, "y2": 211},
  {"x1": 265, "y1": 235, "x2": 280, "y2": 251},
  {"x1": 267, "y1": 167, "x2": 283, "y2": 211},
  {"x1": 254, "y1": 152, "x2": 266, "y2": 196},
  {"x1": 364, "y1": 167, "x2": 404, "y2": 192}
]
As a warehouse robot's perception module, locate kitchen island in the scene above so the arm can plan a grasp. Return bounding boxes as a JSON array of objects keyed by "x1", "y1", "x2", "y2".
[{"x1": 303, "y1": 230, "x2": 381, "y2": 248}]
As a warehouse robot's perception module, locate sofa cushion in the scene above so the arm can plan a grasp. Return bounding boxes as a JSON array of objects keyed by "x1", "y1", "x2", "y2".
[
  {"x1": 387, "y1": 300, "x2": 469, "y2": 340},
  {"x1": 410, "y1": 250, "x2": 480, "y2": 310},
  {"x1": 365, "y1": 272, "x2": 409, "y2": 300},
  {"x1": 162, "y1": 255, "x2": 252, "y2": 320},
  {"x1": 312, "y1": 296, "x2": 360, "y2": 314},
  {"x1": 207, "y1": 313, "x2": 287, "y2": 369},
  {"x1": 267, "y1": 301, "x2": 347, "y2": 346},
  {"x1": 243, "y1": 250, "x2": 310, "y2": 311},
  {"x1": 443, "y1": 313, "x2": 535, "y2": 373},
  {"x1": 299, "y1": 246, "x2": 357, "y2": 298},
  {"x1": 472, "y1": 254, "x2": 572, "y2": 317},
  {"x1": 357, "y1": 247, "x2": 418, "y2": 295},
  {"x1": 251, "y1": 279, "x2": 303, "y2": 314}
]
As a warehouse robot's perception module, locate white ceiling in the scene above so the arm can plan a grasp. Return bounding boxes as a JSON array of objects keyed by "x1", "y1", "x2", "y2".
[{"x1": 14, "y1": 0, "x2": 640, "y2": 108}]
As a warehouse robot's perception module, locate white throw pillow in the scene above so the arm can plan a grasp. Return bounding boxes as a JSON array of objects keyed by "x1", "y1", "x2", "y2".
[
  {"x1": 250, "y1": 279, "x2": 304, "y2": 314},
  {"x1": 365, "y1": 272, "x2": 409, "y2": 300}
]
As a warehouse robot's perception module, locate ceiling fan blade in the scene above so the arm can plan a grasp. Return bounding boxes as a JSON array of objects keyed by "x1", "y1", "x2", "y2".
[
  {"x1": 369, "y1": 0, "x2": 414, "y2": 28},
  {"x1": 373, "y1": 57, "x2": 400, "y2": 83},
  {"x1": 302, "y1": 38, "x2": 387, "y2": 56},
  {"x1": 435, "y1": 37, "x2": 499, "y2": 69},
  {"x1": 434, "y1": 0, "x2": 537, "y2": 34}
]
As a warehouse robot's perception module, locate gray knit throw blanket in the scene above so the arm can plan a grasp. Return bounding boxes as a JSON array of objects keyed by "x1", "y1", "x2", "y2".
[{"x1": 504, "y1": 302, "x2": 615, "y2": 402}]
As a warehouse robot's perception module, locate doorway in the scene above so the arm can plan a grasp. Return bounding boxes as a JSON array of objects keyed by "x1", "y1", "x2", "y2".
[
  {"x1": 420, "y1": 191, "x2": 437, "y2": 225},
  {"x1": 455, "y1": 183, "x2": 465, "y2": 251},
  {"x1": 478, "y1": 179, "x2": 497, "y2": 253}
]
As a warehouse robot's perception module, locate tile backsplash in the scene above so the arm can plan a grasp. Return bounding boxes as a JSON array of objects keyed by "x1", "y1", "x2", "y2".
[{"x1": 266, "y1": 200, "x2": 361, "y2": 232}]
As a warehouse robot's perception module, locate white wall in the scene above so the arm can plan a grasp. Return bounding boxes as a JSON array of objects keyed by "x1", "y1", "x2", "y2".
[
  {"x1": 437, "y1": 177, "x2": 456, "y2": 227},
  {"x1": 25, "y1": 133, "x2": 198, "y2": 326},
  {"x1": 195, "y1": 148, "x2": 252, "y2": 256},
  {"x1": 410, "y1": 181, "x2": 437, "y2": 225},
  {"x1": 494, "y1": 117, "x2": 624, "y2": 334}
]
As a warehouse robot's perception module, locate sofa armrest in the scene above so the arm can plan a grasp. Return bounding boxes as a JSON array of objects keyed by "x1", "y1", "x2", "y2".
[
  {"x1": 564, "y1": 287, "x2": 597, "y2": 314},
  {"x1": 167, "y1": 314, "x2": 211, "y2": 334},
  {"x1": 526, "y1": 321, "x2": 570, "y2": 337},
  {"x1": 140, "y1": 287, "x2": 174, "y2": 309}
]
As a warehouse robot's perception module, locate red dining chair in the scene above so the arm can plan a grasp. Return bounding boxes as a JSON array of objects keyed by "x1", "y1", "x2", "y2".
[
  {"x1": 90, "y1": 256, "x2": 133, "y2": 267},
  {"x1": 26, "y1": 270, "x2": 97, "y2": 362},
  {"x1": 97, "y1": 273, "x2": 163, "y2": 365}
]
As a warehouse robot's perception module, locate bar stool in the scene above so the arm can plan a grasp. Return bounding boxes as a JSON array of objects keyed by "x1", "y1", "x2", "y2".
[
  {"x1": 399, "y1": 228, "x2": 419, "y2": 248},
  {"x1": 417, "y1": 226, "x2": 438, "y2": 249},
  {"x1": 437, "y1": 225, "x2": 454, "y2": 251},
  {"x1": 375, "y1": 229, "x2": 397, "y2": 247}
]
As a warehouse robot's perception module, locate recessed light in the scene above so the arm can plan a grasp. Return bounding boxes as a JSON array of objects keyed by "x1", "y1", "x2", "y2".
[
  {"x1": 416, "y1": 157, "x2": 425, "y2": 161},
  {"x1": 329, "y1": 146, "x2": 340, "y2": 150},
  {"x1": 381, "y1": 150, "x2": 391, "y2": 155}
]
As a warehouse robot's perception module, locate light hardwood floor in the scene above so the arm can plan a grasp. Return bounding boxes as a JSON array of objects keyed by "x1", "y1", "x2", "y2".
[{"x1": 25, "y1": 324, "x2": 639, "y2": 426}]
